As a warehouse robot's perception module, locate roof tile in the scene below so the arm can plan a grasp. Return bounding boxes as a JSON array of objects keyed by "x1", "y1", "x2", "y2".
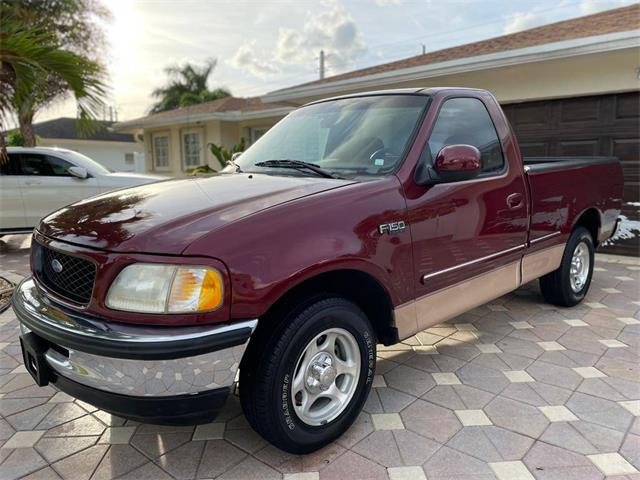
[{"x1": 119, "y1": 96, "x2": 290, "y2": 127}]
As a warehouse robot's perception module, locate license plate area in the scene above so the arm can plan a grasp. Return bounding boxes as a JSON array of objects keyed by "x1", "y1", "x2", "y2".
[{"x1": 20, "y1": 332, "x2": 50, "y2": 387}]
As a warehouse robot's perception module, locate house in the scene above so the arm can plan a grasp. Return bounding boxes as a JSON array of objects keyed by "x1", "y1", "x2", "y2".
[
  {"x1": 27, "y1": 117, "x2": 145, "y2": 172},
  {"x1": 115, "y1": 97, "x2": 292, "y2": 176},
  {"x1": 116, "y1": 4, "x2": 639, "y2": 254}
]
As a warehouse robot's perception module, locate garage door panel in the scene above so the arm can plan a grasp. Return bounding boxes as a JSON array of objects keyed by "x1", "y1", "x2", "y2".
[
  {"x1": 613, "y1": 138, "x2": 640, "y2": 193},
  {"x1": 558, "y1": 139, "x2": 600, "y2": 156},
  {"x1": 510, "y1": 102, "x2": 551, "y2": 129},
  {"x1": 519, "y1": 142, "x2": 549, "y2": 157},
  {"x1": 559, "y1": 96, "x2": 602, "y2": 125},
  {"x1": 504, "y1": 91, "x2": 639, "y2": 256},
  {"x1": 615, "y1": 92, "x2": 640, "y2": 120}
]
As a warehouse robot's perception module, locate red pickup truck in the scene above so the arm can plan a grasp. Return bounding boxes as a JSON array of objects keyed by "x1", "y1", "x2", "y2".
[{"x1": 13, "y1": 88, "x2": 622, "y2": 453}]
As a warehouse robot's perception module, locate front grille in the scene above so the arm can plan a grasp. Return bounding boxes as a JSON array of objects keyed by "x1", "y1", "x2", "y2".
[{"x1": 34, "y1": 243, "x2": 96, "y2": 305}]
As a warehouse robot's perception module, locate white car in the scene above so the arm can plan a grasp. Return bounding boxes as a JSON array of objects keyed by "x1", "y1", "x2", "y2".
[{"x1": 1, "y1": 147, "x2": 166, "y2": 234}]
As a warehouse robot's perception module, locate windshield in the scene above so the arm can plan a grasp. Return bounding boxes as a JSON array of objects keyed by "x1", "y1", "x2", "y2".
[
  {"x1": 235, "y1": 95, "x2": 429, "y2": 177},
  {"x1": 64, "y1": 150, "x2": 113, "y2": 174}
]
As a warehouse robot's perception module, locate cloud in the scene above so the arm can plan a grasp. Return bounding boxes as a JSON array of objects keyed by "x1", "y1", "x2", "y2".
[
  {"x1": 275, "y1": 0, "x2": 366, "y2": 73},
  {"x1": 579, "y1": 0, "x2": 632, "y2": 14},
  {"x1": 374, "y1": 0, "x2": 403, "y2": 5},
  {"x1": 580, "y1": 0, "x2": 601, "y2": 13},
  {"x1": 503, "y1": 12, "x2": 541, "y2": 34},
  {"x1": 230, "y1": 42, "x2": 279, "y2": 78}
]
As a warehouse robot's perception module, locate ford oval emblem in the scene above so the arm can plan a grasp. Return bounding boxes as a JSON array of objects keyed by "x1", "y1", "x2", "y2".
[{"x1": 51, "y1": 259, "x2": 63, "y2": 273}]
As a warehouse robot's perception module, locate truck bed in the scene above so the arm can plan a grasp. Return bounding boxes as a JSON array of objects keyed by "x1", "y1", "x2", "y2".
[{"x1": 523, "y1": 156, "x2": 623, "y2": 245}]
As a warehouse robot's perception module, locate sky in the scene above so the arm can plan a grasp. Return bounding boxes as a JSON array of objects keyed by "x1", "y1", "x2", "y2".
[{"x1": 39, "y1": 0, "x2": 637, "y2": 123}]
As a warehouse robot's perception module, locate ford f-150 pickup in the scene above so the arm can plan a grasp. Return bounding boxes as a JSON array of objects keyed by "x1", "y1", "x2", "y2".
[{"x1": 13, "y1": 88, "x2": 623, "y2": 453}]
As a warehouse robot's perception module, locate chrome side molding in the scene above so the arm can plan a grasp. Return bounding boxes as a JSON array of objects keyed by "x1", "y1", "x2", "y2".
[
  {"x1": 421, "y1": 244, "x2": 526, "y2": 282},
  {"x1": 529, "y1": 231, "x2": 561, "y2": 244}
]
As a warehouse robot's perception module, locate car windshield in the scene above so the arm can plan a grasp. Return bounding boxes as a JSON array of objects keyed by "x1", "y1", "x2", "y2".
[
  {"x1": 63, "y1": 150, "x2": 113, "y2": 174},
  {"x1": 235, "y1": 95, "x2": 429, "y2": 177}
]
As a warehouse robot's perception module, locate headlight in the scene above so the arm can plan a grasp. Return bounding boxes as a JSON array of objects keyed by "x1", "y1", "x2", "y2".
[{"x1": 106, "y1": 263, "x2": 224, "y2": 314}]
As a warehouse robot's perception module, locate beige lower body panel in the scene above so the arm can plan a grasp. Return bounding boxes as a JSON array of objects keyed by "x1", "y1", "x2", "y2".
[
  {"x1": 520, "y1": 244, "x2": 565, "y2": 284},
  {"x1": 395, "y1": 243, "x2": 565, "y2": 339}
]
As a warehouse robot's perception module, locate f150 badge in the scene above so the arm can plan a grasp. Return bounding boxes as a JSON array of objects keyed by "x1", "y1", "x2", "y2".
[{"x1": 378, "y1": 221, "x2": 406, "y2": 235}]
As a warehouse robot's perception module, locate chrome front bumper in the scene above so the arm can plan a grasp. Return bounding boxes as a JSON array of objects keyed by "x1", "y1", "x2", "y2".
[{"x1": 13, "y1": 278, "x2": 257, "y2": 398}]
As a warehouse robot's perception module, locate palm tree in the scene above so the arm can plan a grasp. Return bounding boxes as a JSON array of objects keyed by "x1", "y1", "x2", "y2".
[
  {"x1": 149, "y1": 59, "x2": 230, "y2": 113},
  {"x1": 0, "y1": 14, "x2": 108, "y2": 152}
]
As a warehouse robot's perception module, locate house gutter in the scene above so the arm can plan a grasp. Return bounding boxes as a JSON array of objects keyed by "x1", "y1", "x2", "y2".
[
  {"x1": 114, "y1": 107, "x2": 294, "y2": 131},
  {"x1": 262, "y1": 30, "x2": 640, "y2": 103}
]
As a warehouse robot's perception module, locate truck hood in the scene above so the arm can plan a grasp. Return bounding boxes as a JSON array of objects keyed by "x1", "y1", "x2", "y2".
[{"x1": 40, "y1": 173, "x2": 355, "y2": 254}]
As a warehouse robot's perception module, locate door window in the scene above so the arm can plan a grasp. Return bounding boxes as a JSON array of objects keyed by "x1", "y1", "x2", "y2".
[
  {"x1": 0, "y1": 154, "x2": 21, "y2": 175},
  {"x1": 19, "y1": 154, "x2": 73, "y2": 176},
  {"x1": 428, "y1": 98, "x2": 505, "y2": 174}
]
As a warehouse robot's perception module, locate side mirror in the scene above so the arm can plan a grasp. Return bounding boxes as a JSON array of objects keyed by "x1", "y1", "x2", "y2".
[
  {"x1": 231, "y1": 152, "x2": 242, "y2": 161},
  {"x1": 415, "y1": 144, "x2": 481, "y2": 186},
  {"x1": 68, "y1": 166, "x2": 88, "y2": 179}
]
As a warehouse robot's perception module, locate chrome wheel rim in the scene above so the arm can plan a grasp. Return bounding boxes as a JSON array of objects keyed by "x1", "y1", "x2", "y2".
[
  {"x1": 570, "y1": 241, "x2": 590, "y2": 293},
  {"x1": 291, "y1": 328, "x2": 361, "y2": 426}
]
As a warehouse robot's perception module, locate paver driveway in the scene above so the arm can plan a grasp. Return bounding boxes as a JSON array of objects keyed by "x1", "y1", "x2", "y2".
[{"x1": 0, "y1": 236, "x2": 638, "y2": 479}]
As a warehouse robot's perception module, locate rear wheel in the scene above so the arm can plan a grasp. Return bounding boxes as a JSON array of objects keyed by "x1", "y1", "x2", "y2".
[
  {"x1": 540, "y1": 226, "x2": 595, "y2": 307},
  {"x1": 239, "y1": 296, "x2": 376, "y2": 453}
]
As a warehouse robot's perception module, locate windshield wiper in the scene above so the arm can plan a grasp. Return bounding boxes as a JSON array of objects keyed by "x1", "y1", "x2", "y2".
[{"x1": 254, "y1": 159, "x2": 342, "y2": 179}]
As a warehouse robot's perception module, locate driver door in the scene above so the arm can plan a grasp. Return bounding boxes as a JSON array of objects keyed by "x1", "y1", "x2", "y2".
[{"x1": 406, "y1": 96, "x2": 528, "y2": 330}]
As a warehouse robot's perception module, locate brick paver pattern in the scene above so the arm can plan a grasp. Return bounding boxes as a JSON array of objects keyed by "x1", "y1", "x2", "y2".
[{"x1": 0, "y1": 240, "x2": 638, "y2": 479}]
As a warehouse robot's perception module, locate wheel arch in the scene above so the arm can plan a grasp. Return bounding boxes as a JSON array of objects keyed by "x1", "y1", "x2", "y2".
[
  {"x1": 572, "y1": 207, "x2": 601, "y2": 247},
  {"x1": 250, "y1": 268, "x2": 398, "y2": 350}
]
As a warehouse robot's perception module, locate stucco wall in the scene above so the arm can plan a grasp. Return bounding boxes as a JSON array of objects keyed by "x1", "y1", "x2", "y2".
[
  {"x1": 401, "y1": 48, "x2": 640, "y2": 104},
  {"x1": 220, "y1": 121, "x2": 240, "y2": 149},
  {"x1": 275, "y1": 48, "x2": 640, "y2": 105}
]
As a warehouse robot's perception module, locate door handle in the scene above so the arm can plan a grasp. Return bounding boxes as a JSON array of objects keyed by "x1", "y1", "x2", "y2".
[
  {"x1": 506, "y1": 193, "x2": 524, "y2": 210},
  {"x1": 24, "y1": 181, "x2": 42, "y2": 186}
]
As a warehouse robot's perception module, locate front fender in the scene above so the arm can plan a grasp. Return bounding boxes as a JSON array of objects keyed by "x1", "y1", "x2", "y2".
[{"x1": 184, "y1": 177, "x2": 413, "y2": 320}]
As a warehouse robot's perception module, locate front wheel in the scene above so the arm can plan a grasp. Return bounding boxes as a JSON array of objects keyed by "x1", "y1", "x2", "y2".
[
  {"x1": 540, "y1": 226, "x2": 595, "y2": 307},
  {"x1": 240, "y1": 297, "x2": 376, "y2": 453}
]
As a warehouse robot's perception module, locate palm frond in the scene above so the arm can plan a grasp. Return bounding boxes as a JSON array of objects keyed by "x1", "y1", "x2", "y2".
[
  {"x1": 148, "y1": 58, "x2": 229, "y2": 113},
  {"x1": 0, "y1": 14, "x2": 108, "y2": 155}
]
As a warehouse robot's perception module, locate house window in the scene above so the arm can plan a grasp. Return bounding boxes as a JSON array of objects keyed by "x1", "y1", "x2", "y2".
[
  {"x1": 182, "y1": 130, "x2": 203, "y2": 168},
  {"x1": 250, "y1": 127, "x2": 269, "y2": 144},
  {"x1": 152, "y1": 134, "x2": 170, "y2": 170}
]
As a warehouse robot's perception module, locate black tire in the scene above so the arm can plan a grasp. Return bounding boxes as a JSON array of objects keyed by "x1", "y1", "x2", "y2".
[
  {"x1": 540, "y1": 226, "x2": 595, "y2": 307},
  {"x1": 239, "y1": 296, "x2": 376, "y2": 454}
]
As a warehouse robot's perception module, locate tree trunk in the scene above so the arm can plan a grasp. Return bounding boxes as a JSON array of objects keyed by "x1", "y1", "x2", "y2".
[{"x1": 19, "y1": 111, "x2": 36, "y2": 147}]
